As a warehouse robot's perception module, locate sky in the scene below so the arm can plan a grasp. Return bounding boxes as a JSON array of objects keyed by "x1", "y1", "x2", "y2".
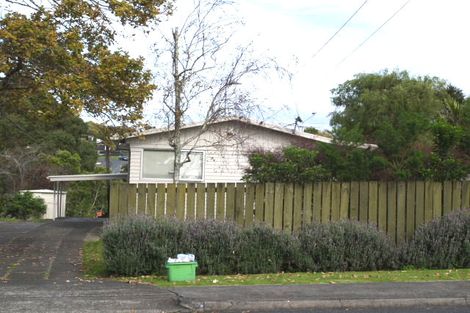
[
  {"x1": 119, "y1": 0, "x2": 470, "y2": 131},
  {"x1": 233, "y1": 0, "x2": 470, "y2": 130},
  {"x1": 5, "y1": 0, "x2": 469, "y2": 130}
]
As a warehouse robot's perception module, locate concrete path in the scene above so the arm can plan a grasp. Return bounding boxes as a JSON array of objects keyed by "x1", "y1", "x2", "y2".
[{"x1": 172, "y1": 281, "x2": 470, "y2": 312}]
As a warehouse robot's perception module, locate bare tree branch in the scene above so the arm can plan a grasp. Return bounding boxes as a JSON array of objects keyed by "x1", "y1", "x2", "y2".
[{"x1": 152, "y1": 0, "x2": 283, "y2": 182}]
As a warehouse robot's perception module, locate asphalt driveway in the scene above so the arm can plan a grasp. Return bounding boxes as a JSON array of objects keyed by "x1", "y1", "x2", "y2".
[
  {"x1": 0, "y1": 218, "x2": 102, "y2": 284},
  {"x1": 0, "y1": 218, "x2": 182, "y2": 312}
]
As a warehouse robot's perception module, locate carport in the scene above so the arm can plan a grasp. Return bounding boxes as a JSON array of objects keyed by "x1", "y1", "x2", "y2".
[{"x1": 48, "y1": 173, "x2": 128, "y2": 218}]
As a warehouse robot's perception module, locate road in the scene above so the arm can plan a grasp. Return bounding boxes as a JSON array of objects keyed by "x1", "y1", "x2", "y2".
[{"x1": 241, "y1": 306, "x2": 470, "y2": 313}]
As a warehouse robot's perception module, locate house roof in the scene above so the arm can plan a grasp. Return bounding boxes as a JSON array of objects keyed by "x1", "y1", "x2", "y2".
[
  {"x1": 128, "y1": 117, "x2": 331, "y2": 141},
  {"x1": 48, "y1": 173, "x2": 128, "y2": 182},
  {"x1": 127, "y1": 117, "x2": 377, "y2": 149}
]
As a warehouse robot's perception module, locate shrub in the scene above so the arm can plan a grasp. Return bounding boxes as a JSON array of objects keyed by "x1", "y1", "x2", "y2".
[
  {"x1": 401, "y1": 209, "x2": 470, "y2": 269},
  {"x1": 102, "y1": 216, "x2": 183, "y2": 275},
  {"x1": 237, "y1": 224, "x2": 292, "y2": 274},
  {"x1": 102, "y1": 216, "x2": 402, "y2": 276},
  {"x1": 181, "y1": 219, "x2": 240, "y2": 275},
  {"x1": 298, "y1": 220, "x2": 397, "y2": 272},
  {"x1": 0, "y1": 192, "x2": 46, "y2": 220}
]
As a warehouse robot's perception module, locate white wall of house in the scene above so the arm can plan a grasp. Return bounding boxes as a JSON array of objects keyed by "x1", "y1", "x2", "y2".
[{"x1": 127, "y1": 120, "x2": 314, "y2": 183}]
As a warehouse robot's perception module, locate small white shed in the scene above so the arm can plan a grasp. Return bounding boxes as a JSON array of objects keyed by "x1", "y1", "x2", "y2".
[{"x1": 22, "y1": 189, "x2": 67, "y2": 219}]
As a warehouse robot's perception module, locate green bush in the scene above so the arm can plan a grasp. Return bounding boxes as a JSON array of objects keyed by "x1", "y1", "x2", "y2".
[
  {"x1": 182, "y1": 219, "x2": 240, "y2": 275},
  {"x1": 102, "y1": 216, "x2": 402, "y2": 276},
  {"x1": 102, "y1": 216, "x2": 183, "y2": 275},
  {"x1": 237, "y1": 224, "x2": 291, "y2": 274},
  {"x1": 401, "y1": 209, "x2": 470, "y2": 269},
  {"x1": 298, "y1": 221, "x2": 397, "y2": 272},
  {"x1": 0, "y1": 192, "x2": 46, "y2": 220}
]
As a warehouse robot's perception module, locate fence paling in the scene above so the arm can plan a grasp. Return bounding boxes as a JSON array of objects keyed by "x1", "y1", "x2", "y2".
[{"x1": 110, "y1": 181, "x2": 470, "y2": 242}]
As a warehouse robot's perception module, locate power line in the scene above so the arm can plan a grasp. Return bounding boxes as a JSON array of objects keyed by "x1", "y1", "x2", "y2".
[
  {"x1": 337, "y1": 0, "x2": 412, "y2": 66},
  {"x1": 312, "y1": 0, "x2": 369, "y2": 59}
]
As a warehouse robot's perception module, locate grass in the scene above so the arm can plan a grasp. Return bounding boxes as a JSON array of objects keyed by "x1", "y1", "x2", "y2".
[
  {"x1": 83, "y1": 240, "x2": 107, "y2": 278},
  {"x1": 83, "y1": 240, "x2": 470, "y2": 287}
]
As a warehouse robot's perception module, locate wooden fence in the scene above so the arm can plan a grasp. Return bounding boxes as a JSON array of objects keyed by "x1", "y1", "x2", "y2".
[{"x1": 110, "y1": 181, "x2": 470, "y2": 243}]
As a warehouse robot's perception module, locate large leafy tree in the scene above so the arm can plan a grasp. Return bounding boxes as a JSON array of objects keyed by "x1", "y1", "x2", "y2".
[
  {"x1": 330, "y1": 71, "x2": 449, "y2": 155},
  {"x1": 0, "y1": 0, "x2": 169, "y2": 193},
  {"x1": 330, "y1": 70, "x2": 469, "y2": 180},
  {"x1": 245, "y1": 71, "x2": 469, "y2": 183},
  {"x1": 0, "y1": 0, "x2": 167, "y2": 126}
]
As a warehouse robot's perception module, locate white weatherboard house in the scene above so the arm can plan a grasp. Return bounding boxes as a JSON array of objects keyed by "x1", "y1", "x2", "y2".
[{"x1": 125, "y1": 118, "x2": 335, "y2": 184}]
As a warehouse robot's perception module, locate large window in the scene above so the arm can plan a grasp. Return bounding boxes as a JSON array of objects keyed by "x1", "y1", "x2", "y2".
[{"x1": 142, "y1": 150, "x2": 204, "y2": 181}]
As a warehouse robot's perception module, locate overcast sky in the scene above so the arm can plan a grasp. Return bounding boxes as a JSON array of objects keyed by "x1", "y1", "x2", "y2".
[
  {"x1": 123, "y1": 0, "x2": 470, "y2": 130},
  {"x1": 232, "y1": 0, "x2": 470, "y2": 130},
  {"x1": 8, "y1": 0, "x2": 466, "y2": 130}
]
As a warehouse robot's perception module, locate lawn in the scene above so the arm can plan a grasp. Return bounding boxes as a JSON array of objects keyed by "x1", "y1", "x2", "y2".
[{"x1": 83, "y1": 240, "x2": 470, "y2": 287}]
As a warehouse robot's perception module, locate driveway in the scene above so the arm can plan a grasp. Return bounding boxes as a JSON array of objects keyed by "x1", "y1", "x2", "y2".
[
  {"x1": 0, "y1": 218, "x2": 102, "y2": 284},
  {"x1": 0, "y1": 219, "x2": 182, "y2": 312}
]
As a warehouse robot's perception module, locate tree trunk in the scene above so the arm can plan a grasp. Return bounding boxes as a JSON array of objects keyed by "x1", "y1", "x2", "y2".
[
  {"x1": 105, "y1": 145, "x2": 111, "y2": 173},
  {"x1": 172, "y1": 27, "x2": 182, "y2": 183}
]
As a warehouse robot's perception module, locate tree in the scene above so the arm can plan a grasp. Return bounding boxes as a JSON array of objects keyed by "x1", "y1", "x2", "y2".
[
  {"x1": 244, "y1": 71, "x2": 469, "y2": 183},
  {"x1": 154, "y1": 0, "x2": 279, "y2": 182},
  {"x1": 0, "y1": 0, "x2": 170, "y2": 199},
  {"x1": 1, "y1": 0, "x2": 169, "y2": 128},
  {"x1": 329, "y1": 70, "x2": 470, "y2": 180},
  {"x1": 330, "y1": 70, "x2": 449, "y2": 152}
]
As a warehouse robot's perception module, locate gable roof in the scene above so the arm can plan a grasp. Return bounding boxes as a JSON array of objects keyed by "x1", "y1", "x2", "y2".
[{"x1": 127, "y1": 117, "x2": 377, "y2": 149}]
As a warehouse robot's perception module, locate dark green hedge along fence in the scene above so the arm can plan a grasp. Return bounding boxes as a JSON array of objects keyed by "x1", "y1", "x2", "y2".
[{"x1": 110, "y1": 181, "x2": 470, "y2": 243}]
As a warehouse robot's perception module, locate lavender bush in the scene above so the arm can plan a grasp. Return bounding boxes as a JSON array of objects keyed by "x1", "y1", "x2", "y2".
[
  {"x1": 297, "y1": 221, "x2": 397, "y2": 272},
  {"x1": 237, "y1": 224, "x2": 290, "y2": 274},
  {"x1": 102, "y1": 216, "x2": 183, "y2": 275},
  {"x1": 401, "y1": 209, "x2": 470, "y2": 269},
  {"x1": 181, "y1": 219, "x2": 240, "y2": 275}
]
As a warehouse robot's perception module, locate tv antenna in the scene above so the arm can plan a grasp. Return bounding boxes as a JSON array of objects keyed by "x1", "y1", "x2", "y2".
[{"x1": 292, "y1": 113, "x2": 316, "y2": 134}]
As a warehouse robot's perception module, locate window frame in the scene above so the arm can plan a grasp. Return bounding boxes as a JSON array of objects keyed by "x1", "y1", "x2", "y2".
[{"x1": 140, "y1": 149, "x2": 205, "y2": 182}]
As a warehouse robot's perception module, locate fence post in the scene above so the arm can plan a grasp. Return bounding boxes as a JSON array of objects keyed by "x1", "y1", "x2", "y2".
[{"x1": 109, "y1": 181, "x2": 119, "y2": 219}]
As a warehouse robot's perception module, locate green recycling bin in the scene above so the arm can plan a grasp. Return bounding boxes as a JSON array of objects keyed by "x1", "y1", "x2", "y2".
[{"x1": 165, "y1": 262, "x2": 198, "y2": 282}]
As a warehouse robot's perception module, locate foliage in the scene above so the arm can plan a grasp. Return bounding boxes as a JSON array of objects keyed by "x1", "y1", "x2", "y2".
[
  {"x1": 182, "y1": 219, "x2": 240, "y2": 275},
  {"x1": 237, "y1": 224, "x2": 290, "y2": 274},
  {"x1": 326, "y1": 70, "x2": 469, "y2": 181},
  {"x1": 66, "y1": 178, "x2": 108, "y2": 217},
  {"x1": 297, "y1": 221, "x2": 397, "y2": 272},
  {"x1": 0, "y1": 0, "x2": 169, "y2": 192},
  {"x1": 48, "y1": 150, "x2": 82, "y2": 174},
  {"x1": 244, "y1": 147, "x2": 329, "y2": 183},
  {"x1": 316, "y1": 143, "x2": 389, "y2": 181},
  {"x1": 0, "y1": 192, "x2": 46, "y2": 220},
  {"x1": 102, "y1": 216, "x2": 182, "y2": 276},
  {"x1": 304, "y1": 127, "x2": 332, "y2": 138},
  {"x1": 102, "y1": 216, "x2": 400, "y2": 276},
  {"x1": 0, "y1": 0, "x2": 168, "y2": 126},
  {"x1": 101, "y1": 208, "x2": 470, "y2": 276},
  {"x1": 244, "y1": 71, "x2": 469, "y2": 182},
  {"x1": 401, "y1": 209, "x2": 470, "y2": 269},
  {"x1": 330, "y1": 70, "x2": 447, "y2": 149},
  {"x1": 0, "y1": 117, "x2": 98, "y2": 193}
]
